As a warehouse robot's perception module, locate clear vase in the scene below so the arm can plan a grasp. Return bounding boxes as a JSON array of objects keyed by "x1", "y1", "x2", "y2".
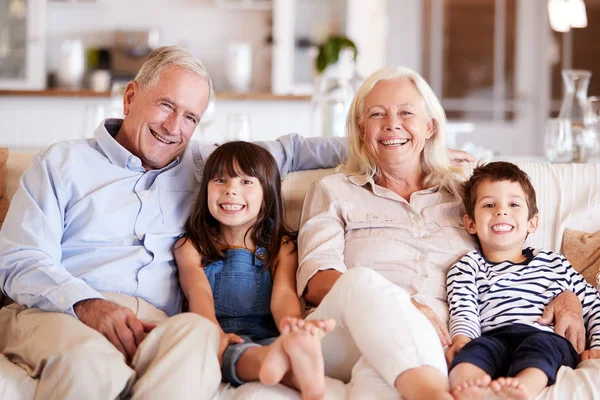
[
  {"x1": 558, "y1": 69, "x2": 598, "y2": 162},
  {"x1": 311, "y1": 49, "x2": 356, "y2": 137}
]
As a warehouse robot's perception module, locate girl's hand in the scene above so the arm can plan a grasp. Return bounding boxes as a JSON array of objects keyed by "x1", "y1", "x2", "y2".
[
  {"x1": 445, "y1": 334, "x2": 471, "y2": 367},
  {"x1": 411, "y1": 298, "x2": 452, "y2": 347},
  {"x1": 580, "y1": 349, "x2": 600, "y2": 362},
  {"x1": 218, "y1": 332, "x2": 244, "y2": 363}
]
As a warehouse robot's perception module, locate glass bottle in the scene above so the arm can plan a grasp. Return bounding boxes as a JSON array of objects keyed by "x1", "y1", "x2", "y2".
[
  {"x1": 312, "y1": 48, "x2": 356, "y2": 137},
  {"x1": 558, "y1": 69, "x2": 598, "y2": 162}
]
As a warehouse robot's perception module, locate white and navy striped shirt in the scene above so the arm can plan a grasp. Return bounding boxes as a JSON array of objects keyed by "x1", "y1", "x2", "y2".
[{"x1": 447, "y1": 248, "x2": 600, "y2": 349}]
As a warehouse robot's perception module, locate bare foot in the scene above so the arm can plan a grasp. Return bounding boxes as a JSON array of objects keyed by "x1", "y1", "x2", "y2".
[
  {"x1": 451, "y1": 375, "x2": 492, "y2": 400},
  {"x1": 258, "y1": 336, "x2": 291, "y2": 386},
  {"x1": 489, "y1": 377, "x2": 530, "y2": 400},
  {"x1": 282, "y1": 329, "x2": 326, "y2": 400}
]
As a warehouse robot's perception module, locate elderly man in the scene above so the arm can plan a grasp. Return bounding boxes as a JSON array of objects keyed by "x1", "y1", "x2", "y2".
[{"x1": 0, "y1": 46, "x2": 346, "y2": 400}]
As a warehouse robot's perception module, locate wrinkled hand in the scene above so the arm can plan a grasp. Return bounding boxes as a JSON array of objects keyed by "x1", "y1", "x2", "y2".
[
  {"x1": 447, "y1": 148, "x2": 477, "y2": 164},
  {"x1": 278, "y1": 316, "x2": 336, "y2": 336},
  {"x1": 74, "y1": 298, "x2": 156, "y2": 362},
  {"x1": 538, "y1": 290, "x2": 585, "y2": 353},
  {"x1": 411, "y1": 298, "x2": 452, "y2": 347},
  {"x1": 218, "y1": 332, "x2": 245, "y2": 363},
  {"x1": 445, "y1": 334, "x2": 471, "y2": 367},
  {"x1": 580, "y1": 349, "x2": 600, "y2": 362}
]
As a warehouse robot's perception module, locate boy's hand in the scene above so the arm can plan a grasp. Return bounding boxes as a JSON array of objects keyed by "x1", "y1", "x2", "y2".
[
  {"x1": 218, "y1": 332, "x2": 244, "y2": 363},
  {"x1": 580, "y1": 349, "x2": 600, "y2": 362},
  {"x1": 445, "y1": 334, "x2": 471, "y2": 367}
]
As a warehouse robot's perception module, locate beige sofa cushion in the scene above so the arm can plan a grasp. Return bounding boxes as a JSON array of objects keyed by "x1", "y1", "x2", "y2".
[
  {"x1": 562, "y1": 228, "x2": 600, "y2": 288},
  {"x1": 0, "y1": 147, "x2": 9, "y2": 230}
]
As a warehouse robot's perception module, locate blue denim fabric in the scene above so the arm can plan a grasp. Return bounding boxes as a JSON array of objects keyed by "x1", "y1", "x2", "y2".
[
  {"x1": 221, "y1": 336, "x2": 277, "y2": 386},
  {"x1": 205, "y1": 247, "x2": 279, "y2": 385},
  {"x1": 205, "y1": 247, "x2": 278, "y2": 341}
]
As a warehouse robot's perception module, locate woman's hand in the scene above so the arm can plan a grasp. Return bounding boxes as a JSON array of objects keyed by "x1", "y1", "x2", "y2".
[
  {"x1": 218, "y1": 332, "x2": 244, "y2": 363},
  {"x1": 445, "y1": 334, "x2": 471, "y2": 367},
  {"x1": 538, "y1": 290, "x2": 585, "y2": 353},
  {"x1": 411, "y1": 298, "x2": 452, "y2": 347},
  {"x1": 580, "y1": 349, "x2": 600, "y2": 362},
  {"x1": 447, "y1": 148, "x2": 477, "y2": 164}
]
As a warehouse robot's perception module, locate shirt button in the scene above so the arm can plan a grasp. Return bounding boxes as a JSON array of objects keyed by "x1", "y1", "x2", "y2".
[
  {"x1": 417, "y1": 254, "x2": 427, "y2": 261},
  {"x1": 59, "y1": 298, "x2": 65, "y2": 303},
  {"x1": 421, "y1": 232, "x2": 431, "y2": 239}
]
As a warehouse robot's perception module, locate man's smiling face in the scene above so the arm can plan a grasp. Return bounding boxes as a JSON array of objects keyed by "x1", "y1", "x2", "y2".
[{"x1": 116, "y1": 66, "x2": 210, "y2": 170}]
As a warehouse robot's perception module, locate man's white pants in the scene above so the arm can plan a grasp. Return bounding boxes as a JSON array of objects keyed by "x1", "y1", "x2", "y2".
[{"x1": 0, "y1": 292, "x2": 221, "y2": 400}]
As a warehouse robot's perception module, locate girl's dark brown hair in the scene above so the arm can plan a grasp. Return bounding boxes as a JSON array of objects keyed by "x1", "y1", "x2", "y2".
[{"x1": 184, "y1": 141, "x2": 291, "y2": 272}]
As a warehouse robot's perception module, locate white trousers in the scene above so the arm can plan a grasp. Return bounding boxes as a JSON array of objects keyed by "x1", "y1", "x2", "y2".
[
  {"x1": 0, "y1": 292, "x2": 221, "y2": 400},
  {"x1": 306, "y1": 267, "x2": 447, "y2": 396}
]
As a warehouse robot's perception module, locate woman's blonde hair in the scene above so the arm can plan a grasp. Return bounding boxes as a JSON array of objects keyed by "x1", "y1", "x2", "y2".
[
  {"x1": 134, "y1": 46, "x2": 214, "y2": 104},
  {"x1": 340, "y1": 66, "x2": 464, "y2": 192}
]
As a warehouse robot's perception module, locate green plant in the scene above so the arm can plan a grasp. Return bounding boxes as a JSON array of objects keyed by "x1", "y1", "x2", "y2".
[{"x1": 315, "y1": 35, "x2": 358, "y2": 74}]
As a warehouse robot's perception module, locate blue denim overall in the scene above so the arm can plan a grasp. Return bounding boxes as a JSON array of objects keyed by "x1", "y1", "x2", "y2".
[{"x1": 204, "y1": 246, "x2": 279, "y2": 386}]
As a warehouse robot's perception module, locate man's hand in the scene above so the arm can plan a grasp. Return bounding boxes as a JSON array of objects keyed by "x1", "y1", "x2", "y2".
[
  {"x1": 447, "y1": 148, "x2": 477, "y2": 164},
  {"x1": 74, "y1": 299, "x2": 156, "y2": 361},
  {"x1": 218, "y1": 332, "x2": 244, "y2": 363},
  {"x1": 580, "y1": 349, "x2": 600, "y2": 362},
  {"x1": 445, "y1": 334, "x2": 471, "y2": 367},
  {"x1": 538, "y1": 290, "x2": 585, "y2": 353},
  {"x1": 411, "y1": 298, "x2": 452, "y2": 347}
]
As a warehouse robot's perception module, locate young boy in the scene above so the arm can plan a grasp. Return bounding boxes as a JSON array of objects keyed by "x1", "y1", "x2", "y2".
[{"x1": 446, "y1": 162, "x2": 600, "y2": 400}]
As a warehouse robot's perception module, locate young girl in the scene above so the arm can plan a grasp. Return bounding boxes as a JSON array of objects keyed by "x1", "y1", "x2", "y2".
[{"x1": 174, "y1": 141, "x2": 334, "y2": 400}]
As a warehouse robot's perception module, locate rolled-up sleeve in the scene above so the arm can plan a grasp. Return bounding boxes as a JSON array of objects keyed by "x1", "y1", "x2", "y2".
[
  {"x1": 296, "y1": 180, "x2": 347, "y2": 296},
  {"x1": 0, "y1": 153, "x2": 103, "y2": 316}
]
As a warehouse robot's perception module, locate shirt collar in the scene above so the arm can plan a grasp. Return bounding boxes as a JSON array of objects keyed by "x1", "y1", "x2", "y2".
[
  {"x1": 348, "y1": 173, "x2": 440, "y2": 195},
  {"x1": 94, "y1": 118, "x2": 182, "y2": 172}
]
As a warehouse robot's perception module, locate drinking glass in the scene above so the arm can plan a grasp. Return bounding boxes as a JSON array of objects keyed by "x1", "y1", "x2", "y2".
[
  {"x1": 544, "y1": 118, "x2": 573, "y2": 163},
  {"x1": 224, "y1": 113, "x2": 251, "y2": 142}
]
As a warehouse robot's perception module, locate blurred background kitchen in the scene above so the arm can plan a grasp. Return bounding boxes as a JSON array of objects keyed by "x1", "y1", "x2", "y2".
[{"x1": 1, "y1": 0, "x2": 599, "y2": 162}]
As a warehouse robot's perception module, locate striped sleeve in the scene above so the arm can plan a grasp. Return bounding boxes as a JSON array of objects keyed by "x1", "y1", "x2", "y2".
[
  {"x1": 447, "y1": 252, "x2": 481, "y2": 339},
  {"x1": 565, "y1": 256, "x2": 600, "y2": 349}
]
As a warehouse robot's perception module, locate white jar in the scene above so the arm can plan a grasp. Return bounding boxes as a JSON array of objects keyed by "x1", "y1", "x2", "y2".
[{"x1": 57, "y1": 39, "x2": 85, "y2": 90}]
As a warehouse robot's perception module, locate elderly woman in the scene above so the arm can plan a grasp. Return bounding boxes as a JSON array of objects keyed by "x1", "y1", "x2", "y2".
[{"x1": 297, "y1": 67, "x2": 584, "y2": 399}]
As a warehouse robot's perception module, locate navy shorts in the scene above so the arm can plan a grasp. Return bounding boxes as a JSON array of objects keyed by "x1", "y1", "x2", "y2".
[{"x1": 450, "y1": 323, "x2": 578, "y2": 385}]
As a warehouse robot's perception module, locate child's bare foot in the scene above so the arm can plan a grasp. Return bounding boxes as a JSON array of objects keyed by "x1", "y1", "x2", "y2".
[
  {"x1": 259, "y1": 336, "x2": 291, "y2": 386},
  {"x1": 282, "y1": 328, "x2": 326, "y2": 400},
  {"x1": 451, "y1": 375, "x2": 491, "y2": 400},
  {"x1": 489, "y1": 377, "x2": 530, "y2": 400},
  {"x1": 280, "y1": 317, "x2": 336, "y2": 337}
]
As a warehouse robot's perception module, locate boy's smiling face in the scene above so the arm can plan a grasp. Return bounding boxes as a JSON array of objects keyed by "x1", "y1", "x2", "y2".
[{"x1": 464, "y1": 179, "x2": 539, "y2": 263}]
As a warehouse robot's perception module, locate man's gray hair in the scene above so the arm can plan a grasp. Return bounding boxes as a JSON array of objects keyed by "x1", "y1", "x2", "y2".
[{"x1": 134, "y1": 45, "x2": 214, "y2": 103}]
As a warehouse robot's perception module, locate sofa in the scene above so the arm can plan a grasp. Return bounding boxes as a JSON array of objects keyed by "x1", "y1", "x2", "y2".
[{"x1": 1, "y1": 149, "x2": 600, "y2": 399}]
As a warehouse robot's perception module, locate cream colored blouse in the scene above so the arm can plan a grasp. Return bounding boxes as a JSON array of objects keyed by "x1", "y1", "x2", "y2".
[{"x1": 297, "y1": 172, "x2": 476, "y2": 324}]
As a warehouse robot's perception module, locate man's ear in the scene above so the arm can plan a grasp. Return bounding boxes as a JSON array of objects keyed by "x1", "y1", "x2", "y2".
[
  {"x1": 528, "y1": 214, "x2": 539, "y2": 233},
  {"x1": 463, "y1": 213, "x2": 477, "y2": 235},
  {"x1": 122, "y1": 81, "x2": 138, "y2": 116}
]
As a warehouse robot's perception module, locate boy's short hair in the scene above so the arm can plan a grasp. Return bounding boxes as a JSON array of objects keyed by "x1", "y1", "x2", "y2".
[{"x1": 463, "y1": 161, "x2": 539, "y2": 221}]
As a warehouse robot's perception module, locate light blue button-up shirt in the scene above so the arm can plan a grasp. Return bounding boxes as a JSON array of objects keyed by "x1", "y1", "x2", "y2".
[{"x1": 0, "y1": 119, "x2": 346, "y2": 317}]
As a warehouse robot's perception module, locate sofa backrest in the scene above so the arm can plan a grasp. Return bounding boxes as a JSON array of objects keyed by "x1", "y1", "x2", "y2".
[
  {"x1": 281, "y1": 163, "x2": 600, "y2": 253},
  {"x1": 5, "y1": 152, "x2": 600, "y2": 253}
]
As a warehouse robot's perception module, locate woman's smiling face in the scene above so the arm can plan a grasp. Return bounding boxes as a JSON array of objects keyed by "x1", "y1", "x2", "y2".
[{"x1": 359, "y1": 77, "x2": 434, "y2": 170}]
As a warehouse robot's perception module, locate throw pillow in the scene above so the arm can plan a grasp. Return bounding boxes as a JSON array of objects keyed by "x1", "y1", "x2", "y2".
[{"x1": 561, "y1": 228, "x2": 600, "y2": 288}]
